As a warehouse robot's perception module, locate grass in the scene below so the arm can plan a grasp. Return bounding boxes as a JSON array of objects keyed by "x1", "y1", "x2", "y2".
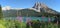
[{"x1": 0, "y1": 18, "x2": 59, "y2": 28}]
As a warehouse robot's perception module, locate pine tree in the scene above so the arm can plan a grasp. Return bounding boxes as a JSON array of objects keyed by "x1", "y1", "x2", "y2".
[{"x1": 0, "y1": 5, "x2": 3, "y2": 19}]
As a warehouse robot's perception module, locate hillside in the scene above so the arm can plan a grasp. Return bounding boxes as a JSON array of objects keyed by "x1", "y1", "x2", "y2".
[{"x1": 2, "y1": 2, "x2": 60, "y2": 17}]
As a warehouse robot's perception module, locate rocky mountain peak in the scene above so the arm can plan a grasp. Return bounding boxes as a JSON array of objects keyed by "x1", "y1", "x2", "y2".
[
  {"x1": 32, "y1": 2, "x2": 60, "y2": 14},
  {"x1": 32, "y1": 2, "x2": 48, "y2": 9}
]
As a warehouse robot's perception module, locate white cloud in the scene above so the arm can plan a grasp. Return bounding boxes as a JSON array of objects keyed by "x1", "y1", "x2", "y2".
[
  {"x1": 2, "y1": 6, "x2": 24, "y2": 10},
  {"x1": 2, "y1": 6, "x2": 11, "y2": 10}
]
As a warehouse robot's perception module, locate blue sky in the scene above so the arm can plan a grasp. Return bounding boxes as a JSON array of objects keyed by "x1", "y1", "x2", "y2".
[{"x1": 0, "y1": 0, "x2": 60, "y2": 12}]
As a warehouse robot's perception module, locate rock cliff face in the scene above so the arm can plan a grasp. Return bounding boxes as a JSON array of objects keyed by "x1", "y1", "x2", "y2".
[
  {"x1": 32, "y1": 2, "x2": 60, "y2": 14},
  {"x1": 33, "y1": 2, "x2": 48, "y2": 10}
]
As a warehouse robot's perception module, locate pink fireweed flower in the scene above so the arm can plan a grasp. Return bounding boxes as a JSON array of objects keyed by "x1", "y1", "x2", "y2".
[
  {"x1": 48, "y1": 18, "x2": 51, "y2": 22},
  {"x1": 26, "y1": 17, "x2": 31, "y2": 23},
  {"x1": 42, "y1": 16, "x2": 45, "y2": 18},
  {"x1": 57, "y1": 21, "x2": 58, "y2": 25},
  {"x1": 17, "y1": 16, "x2": 23, "y2": 22},
  {"x1": 26, "y1": 17, "x2": 31, "y2": 26},
  {"x1": 42, "y1": 16, "x2": 45, "y2": 21}
]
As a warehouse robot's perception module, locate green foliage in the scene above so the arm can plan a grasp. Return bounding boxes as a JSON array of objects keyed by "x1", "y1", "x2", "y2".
[
  {"x1": 0, "y1": 5, "x2": 3, "y2": 19},
  {"x1": 0, "y1": 18, "x2": 59, "y2": 28}
]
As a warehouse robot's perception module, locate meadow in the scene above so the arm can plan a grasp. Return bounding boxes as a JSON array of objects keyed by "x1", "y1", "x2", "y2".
[{"x1": 0, "y1": 17, "x2": 59, "y2": 28}]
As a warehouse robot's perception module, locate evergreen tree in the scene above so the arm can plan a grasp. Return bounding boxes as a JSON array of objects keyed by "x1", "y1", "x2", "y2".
[{"x1": 0, "y1": 5, "x2": 3, "y2": 19}]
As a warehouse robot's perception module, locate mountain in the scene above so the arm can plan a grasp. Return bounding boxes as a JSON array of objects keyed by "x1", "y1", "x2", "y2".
[
  {"x1": 32, "y1": 2, "x2": 60, "y2": 15},
  {"x1": 2, "y1": 2, "x2": 60, "y2": 17},
  {"x1": 3, "y1": 9, "x2": 40, "y2": 17}
]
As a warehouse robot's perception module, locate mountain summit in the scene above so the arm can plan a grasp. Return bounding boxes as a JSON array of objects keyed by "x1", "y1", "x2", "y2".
[
  {"x1": 32, "y1": 2, "x2": 60, "y2": 15},
  {"x1": 33, "y1": 2, "x2": 48, "y2": 9},
  {"x1": 32, "y1": 2, "x2": 49, "y2": 12}
]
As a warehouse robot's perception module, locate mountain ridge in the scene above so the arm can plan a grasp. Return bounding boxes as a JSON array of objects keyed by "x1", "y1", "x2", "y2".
[{"x1": 2, "y1": 2, "x2": 60, "y2": 17}]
